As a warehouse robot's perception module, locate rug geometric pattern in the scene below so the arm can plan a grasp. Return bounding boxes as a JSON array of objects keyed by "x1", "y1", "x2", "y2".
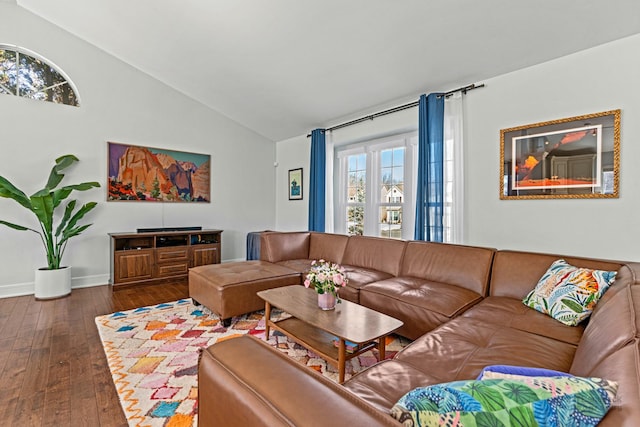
[{"x1": 95, "y1": 299, "x2": 409, "y2": 427}]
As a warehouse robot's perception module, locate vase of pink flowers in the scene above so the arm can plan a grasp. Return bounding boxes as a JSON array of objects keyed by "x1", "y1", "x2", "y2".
[{"x1": 304, "y1": 259, "x2": 348, "y2": 310}]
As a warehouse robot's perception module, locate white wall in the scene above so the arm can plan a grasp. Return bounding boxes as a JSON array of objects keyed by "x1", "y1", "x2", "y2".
[
  {"x1": 276, "y1": 33, "x2": 640, "y2": 262},
  {"x1": 465, "y1": 33, "x2": 640, "y2": 261},
  {"x1": 275, "y1": 134, "x2": 309, "y2": 230},
  {"x1": 0, "y1": 4, "x2": 276, "y2": 297}
]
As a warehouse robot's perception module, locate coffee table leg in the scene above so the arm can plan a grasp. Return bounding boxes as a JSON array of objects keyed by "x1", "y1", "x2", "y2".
[
  {"x1": 264, "y1": 301, "x2": 271, "y2": 338},
  {"x1": 338, "y1": 339, "x2": 346, "y2": 384},
  {"x1": 378, "y1": 336, "x2": 386, "y2": 361}
]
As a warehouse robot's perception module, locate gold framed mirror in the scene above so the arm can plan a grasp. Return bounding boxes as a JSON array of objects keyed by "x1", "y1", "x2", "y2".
[{"x1": 500, "y1": 110, "x2": 620, "y2": 200}]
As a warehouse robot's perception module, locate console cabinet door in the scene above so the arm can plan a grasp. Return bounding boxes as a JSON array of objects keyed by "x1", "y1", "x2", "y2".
[
  {"x1": 113, "y1": 250, "x2": 154, "y2": 283},
  {"x1": 191, "y1": 244, "x2": 220, "y2": 266}
]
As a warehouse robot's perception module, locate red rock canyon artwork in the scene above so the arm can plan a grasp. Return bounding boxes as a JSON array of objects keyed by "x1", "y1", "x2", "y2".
[{"x1": 108, "y1": 142, "x2": 211, "y2": 202}]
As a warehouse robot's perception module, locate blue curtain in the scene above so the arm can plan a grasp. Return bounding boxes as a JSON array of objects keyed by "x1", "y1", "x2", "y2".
[
  {"x1": 308, "y1": 129, "x2": 326, "y2": 232},
  {"x1": 414, "y1": 93, "x2": 445, "y2": 241}
]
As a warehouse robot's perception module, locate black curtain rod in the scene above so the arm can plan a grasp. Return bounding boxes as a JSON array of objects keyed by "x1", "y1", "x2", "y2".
[{"x1": 307, "y1": 83, "x2": 484, "y2": 137}]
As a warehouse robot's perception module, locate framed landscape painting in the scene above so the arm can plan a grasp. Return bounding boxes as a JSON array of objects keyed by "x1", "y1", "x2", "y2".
[
  {"x1": 500, "y1": 110, "x2": 620, "y2": 200},
  {"x1": 108, "y1": 141, "x2": 211, "y2": 202}
]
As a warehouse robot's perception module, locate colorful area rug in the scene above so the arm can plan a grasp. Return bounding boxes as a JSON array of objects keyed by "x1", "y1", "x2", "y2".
[{"x1": 95, "y1": 299, "x2": 409, "y2": 427}]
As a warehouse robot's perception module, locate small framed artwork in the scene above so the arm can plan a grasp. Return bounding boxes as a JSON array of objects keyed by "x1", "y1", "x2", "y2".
[
  {"x1": 288, "y1": 168, "x2": 303, "y2": 200},
  {"x1": 500, "y1": 110, "x2": 620, "y2": 200}
]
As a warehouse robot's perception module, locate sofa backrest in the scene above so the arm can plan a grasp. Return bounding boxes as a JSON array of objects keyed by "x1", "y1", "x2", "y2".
[
  {"x1": 571, "y1": 267, "x2": 639, "y2": 375},
  {"x1": 308, "y1": 232, "x2": 349, "y2": 264},
  {"x1": 341, "y1": 235, "x2": 407, "y2": 276},
  {"x1": 571, "y1": 276, "x2": 640, "y2": 426},
  {"x1": 260, "y1": 232, "x2": 310, "y2": 263},
  {"x1": 488, "y1": 250, "x2": 626, "y2": 299},
  {"x1": 400, "y1": 241, "x2": 495, "y2": 296}
]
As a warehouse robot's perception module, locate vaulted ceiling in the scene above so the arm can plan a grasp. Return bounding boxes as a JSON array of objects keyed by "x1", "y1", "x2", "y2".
[{"x1": 15, "y1": 0, "x2": 640, "y2": 141}]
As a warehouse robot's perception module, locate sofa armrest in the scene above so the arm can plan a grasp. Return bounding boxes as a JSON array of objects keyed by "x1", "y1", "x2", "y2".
[{"x1": 198, "y1": 335, "x2": 401, "y2": 427}]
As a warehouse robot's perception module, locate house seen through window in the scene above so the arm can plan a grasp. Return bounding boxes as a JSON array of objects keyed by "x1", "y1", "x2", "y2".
[{"x1": 0, "y1": 44, "x2": 79, "y2": 106}]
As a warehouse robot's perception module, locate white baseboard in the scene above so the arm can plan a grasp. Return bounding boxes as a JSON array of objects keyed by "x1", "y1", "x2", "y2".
[
  {"x1": 1, "y1": 260, "x2": 247, "y2": 299},
  {"x1": 0, "y1": 274, "x2": 110, "y2": 299}
]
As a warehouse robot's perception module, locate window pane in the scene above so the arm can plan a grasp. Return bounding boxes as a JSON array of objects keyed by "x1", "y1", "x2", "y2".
[
  {"x1": 379, "y1": 206, "x2": 402, "y2": 239},
  {"x1": 393, "y1": 147, "x2": 405, "y2": 163},
  {"x1": 0, "y1": 49, "x2": 16, "y2": 95},
  {"x1": 381, "y1": 150, "x2": 392, "y2": 168},
  {"x1": 348, "y1": 156, "x2": 357, "y2": 170},
  {"x1": 347, "y1": 154, "x2": 366, "y2": 202},
  {"x1": 347, "y1": 206, "x2": 364, "y2": 236},
  {"x1": 378, "y1": 146, "x2": 405, "y2": 239},
  {"x1": 392, "y1": 166, "x2": 404, "y2": 184}
]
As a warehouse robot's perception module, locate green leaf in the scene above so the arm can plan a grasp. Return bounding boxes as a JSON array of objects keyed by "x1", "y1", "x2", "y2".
[
  {"x1": 501, "y1": 383, "x2": 540, "y2": 405},
  {"x1": 473, "y1": 411, "x2": 506, "y2": 427},
  {"x1": 575, "y1": 389, "x2": 608, "y2": 418},
  {"x1": 464, "y1": 382, "x2": 506, "y2": 412},
  {"x1": 60, "y1": 223, "x2": 92, "y2": 245},
  {"x1": 55, "y1": 200, "x2": 75, "y2": 237},
  {"x1": 0, "y1": 220, "x2": 37, "y2": 232},
  {"x1": 0, "y1": 175, "x2": 32, "y2": 210},
  {"x1": 45, "y1": 154, "x2": 78, "y2": 189},
  {"x1": 30, "y1": 195, "x2": 54, "y2": 235},
  {"x1": 561, "y1": 298, "x2": 585, "y2": 313},
  {"x1": 411, "y1": 397, "x2": 439, "y2": 412},
  {"x1": 507, "y1": 405, "x2": 537, "y2": 427},
  {"x1": 51, "y1": 182, "x2": 100, "y2": 208}
]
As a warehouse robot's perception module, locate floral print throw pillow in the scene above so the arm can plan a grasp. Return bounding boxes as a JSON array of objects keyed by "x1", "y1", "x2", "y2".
[{"x1": 522, "y1": 259, "x2": 616, "y2": 326}]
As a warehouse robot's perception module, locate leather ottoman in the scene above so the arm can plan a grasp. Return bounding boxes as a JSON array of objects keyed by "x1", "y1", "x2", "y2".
[{"x1": 189, "y1": 261, "x2": 301, "y2": 324}]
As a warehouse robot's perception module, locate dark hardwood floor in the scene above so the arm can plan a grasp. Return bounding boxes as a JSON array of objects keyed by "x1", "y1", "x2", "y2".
[{"x1": 0, "y1": 280, "x2": 190, "y2": 426}]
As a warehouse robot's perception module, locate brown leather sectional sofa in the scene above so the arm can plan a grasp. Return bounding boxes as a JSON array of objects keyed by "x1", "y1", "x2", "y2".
[{"x1": 197, "y1": 231, "x2": 640, "y2": 426}]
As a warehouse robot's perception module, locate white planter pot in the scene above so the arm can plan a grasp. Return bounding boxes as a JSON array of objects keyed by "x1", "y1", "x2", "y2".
[{"x1": 35, "y1": 266, "x2": 72, "y2": 300}]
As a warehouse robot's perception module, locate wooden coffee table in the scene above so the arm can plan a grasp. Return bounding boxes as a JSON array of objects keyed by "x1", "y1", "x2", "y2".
[{"x1": 257, "y1": 285, "x2": 403, "y2": 383}]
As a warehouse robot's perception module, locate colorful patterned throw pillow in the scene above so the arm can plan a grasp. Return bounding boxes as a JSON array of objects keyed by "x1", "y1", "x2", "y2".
[
  {"x1": 390, "y1": 376, "x2": 618, "y2": 427},
  {"x1": 522, "y1": 259, "x2": 617, "y2": 326}
]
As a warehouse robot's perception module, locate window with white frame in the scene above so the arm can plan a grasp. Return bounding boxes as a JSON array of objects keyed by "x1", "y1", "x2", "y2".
[
  {"x1": 335, "y1": 132, "x2": 417, "y2": 240},
  {"x1": 0, "y1": 45, "x2": 79, "y2": 106}
]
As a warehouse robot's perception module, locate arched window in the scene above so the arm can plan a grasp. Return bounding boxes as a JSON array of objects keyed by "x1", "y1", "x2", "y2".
[{"x1": 0, "y1": 44, "x2": 79, "y2": 106}]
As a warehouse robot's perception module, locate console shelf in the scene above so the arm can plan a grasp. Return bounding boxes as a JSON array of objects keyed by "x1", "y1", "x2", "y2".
[{"x1": 109, "y1": 229, "x2": 222, "y2": 287}]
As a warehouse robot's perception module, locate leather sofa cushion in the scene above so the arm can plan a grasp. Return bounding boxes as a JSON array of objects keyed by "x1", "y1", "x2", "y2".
[
  {"x1": 275, "y1": 259, "x2": 314, "y2": 274},
  {"x1": 400, "y1": 241, "x2": 494, "y2": 296},
  {"x1": 394, "y1": 316, "x2": 577, "y2": 382},
  {"x1": 360, "y1": 277, "x2": 482, "y2": 339},
  {"x1": 308, "y1": 232, "x2": 349, "y2": 264},
  {"x1": 489, "y1": 250, "x2": 625, "y2": 299},
  {"x1": 339, "y1": 266, "x2": 394, "y2": 303},
  {"x1": 344, "y1": 360, "x2": 443, "y2": 413},
  {"x1": 571, "y1": 283, "x2": 639, "y2": 375},
  {"x1": 345, "y1": 316, "x2": 578, "y2": 413},
  {"x1": 461, "y1": 296, "x2": 584, "y2": 345},
  {"x1": 342, "y1": 236, "x2": 406, "y2": 276},
  {"x1": 199, "y1": 335, "x2": 401, "y2": 427},
  {"x1": 578, "y1": 340, "x2": 640, "y2": 427},
  {"x1": 260, "y1": 231, "x2": 310, "y2": 263}
]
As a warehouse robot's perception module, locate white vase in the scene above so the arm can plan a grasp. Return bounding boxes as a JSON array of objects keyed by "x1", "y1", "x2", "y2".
[{"x1": 35, "y1": 266, "x2": 72, "y2": 300}]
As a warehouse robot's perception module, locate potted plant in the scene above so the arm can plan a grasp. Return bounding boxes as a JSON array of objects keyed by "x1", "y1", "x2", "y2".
[{"x1": 0, "y1": 154, "x2": 100, "y2": 299}]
